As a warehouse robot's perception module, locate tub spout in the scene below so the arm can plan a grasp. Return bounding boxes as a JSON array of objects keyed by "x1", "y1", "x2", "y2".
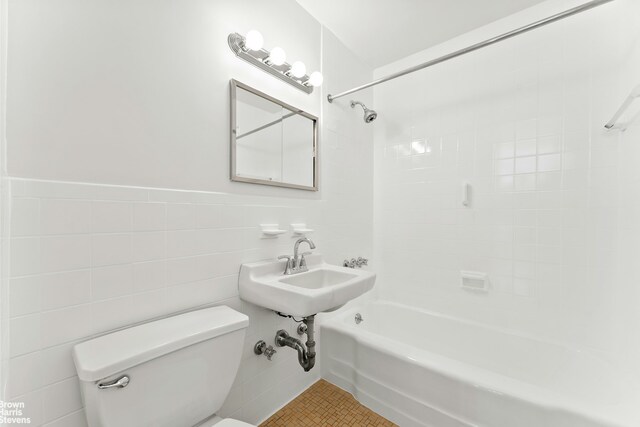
[{"x1": 275, "y1": 316, "x2": 316, "y2": 371}]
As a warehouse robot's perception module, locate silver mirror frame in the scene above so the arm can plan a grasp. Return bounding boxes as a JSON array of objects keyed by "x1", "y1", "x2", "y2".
[{"x1": 230, "y1": 79, "x2": 318, "y2": 191}]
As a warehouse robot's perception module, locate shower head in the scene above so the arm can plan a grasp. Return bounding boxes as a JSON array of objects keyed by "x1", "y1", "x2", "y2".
[{"x1": 350, "y1": 100, "x2": 377, "y2": 123}]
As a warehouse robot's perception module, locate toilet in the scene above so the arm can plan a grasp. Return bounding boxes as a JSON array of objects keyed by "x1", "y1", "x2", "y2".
[{"x1": 73, "y1": 305, "x2": 255, "y2": 427}]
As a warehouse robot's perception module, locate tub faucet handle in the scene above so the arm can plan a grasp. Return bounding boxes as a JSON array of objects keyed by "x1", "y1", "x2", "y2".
[
  {"x1": 356, "y1": 257, "x2": 368, "y2": 267},
  {"x1": 355, "y1": 313, "x2": 363, "y2": 324},
  {"x1": 343, "y1": 258, "x2": 356, "y2": 268},
  {"x1": 344, "y1": 257, "x2": 368, "y2": 268}
]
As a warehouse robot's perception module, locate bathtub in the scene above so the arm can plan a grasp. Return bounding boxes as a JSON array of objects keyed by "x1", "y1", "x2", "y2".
[{"x1": 321, "y1": 301, "x2": 640, "y2": 427}]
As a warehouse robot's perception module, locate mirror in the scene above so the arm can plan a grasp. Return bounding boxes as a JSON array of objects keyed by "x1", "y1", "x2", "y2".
[{"x1": 230, "y1": 80, "x2": 318, "y2": 191}]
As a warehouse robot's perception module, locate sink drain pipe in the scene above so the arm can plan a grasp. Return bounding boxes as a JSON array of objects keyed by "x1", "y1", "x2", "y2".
[{"x1": 275, "y1": 315, "x2": 316, "y2": 371}]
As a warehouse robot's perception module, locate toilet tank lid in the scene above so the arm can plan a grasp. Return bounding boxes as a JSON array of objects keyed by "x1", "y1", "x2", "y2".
[{"x1": 73, "y1": 305, "x2": 249, "y2": 382}]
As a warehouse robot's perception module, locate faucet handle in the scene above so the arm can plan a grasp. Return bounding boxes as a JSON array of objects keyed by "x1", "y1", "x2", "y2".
[
  {"x1": 357, "y1": 257, "x2": 369, "y2": 267},
  {"x1": 278, "y1": 255, "x2": 294, "y2": 275},
  {"x1": 254, "y1": 340, "x2": 277, "y2": 361},
  {"x1": 264, "y1": 345, "x2": 277, "y2": 360},
  {"x1": 299, "y1": 252, "x2": 312, "y2": 268},
  {"x1": 344, "y1": 257, "x2": 368, "y2": 268}
]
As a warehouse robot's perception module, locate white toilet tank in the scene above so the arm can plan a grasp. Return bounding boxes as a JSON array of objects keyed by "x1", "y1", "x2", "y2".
[{"x1": 73, "y1": 306, "x2": 249, "y2": 427}]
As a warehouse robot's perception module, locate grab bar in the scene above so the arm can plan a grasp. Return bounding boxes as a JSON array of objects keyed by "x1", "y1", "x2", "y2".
[{"x1": 605, "y1": 84, "x2": 640, "y2": 130}]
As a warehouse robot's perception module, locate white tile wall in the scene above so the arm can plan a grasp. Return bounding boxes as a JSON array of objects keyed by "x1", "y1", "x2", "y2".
[
  {"x1": 614, "y1": 0, "x2": 640, "y2": 380},
  {"x1": 373, "y1": 0, "x2": 640, "y2": 368},
  {"x1": 5, "y1": 173, "x2": 372, "y2": 425}
]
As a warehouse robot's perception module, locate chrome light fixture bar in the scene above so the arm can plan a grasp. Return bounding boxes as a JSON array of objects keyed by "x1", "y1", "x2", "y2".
[{"x1": 228, "y1": 32, "x2": 322, "y2": 94}]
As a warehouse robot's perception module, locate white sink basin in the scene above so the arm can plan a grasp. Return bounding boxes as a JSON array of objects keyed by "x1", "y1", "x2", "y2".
[
  {"x1": 279, "y1": 269, "x2": 357, "y2": 289},
  {"x1": 238, "y1": 254, "x2": 375, "y2": 317}
]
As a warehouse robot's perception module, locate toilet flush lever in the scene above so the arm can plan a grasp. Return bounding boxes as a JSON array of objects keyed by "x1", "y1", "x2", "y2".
[{"x1": 97, "y1": 375, "x2": 130, "y2": 390}]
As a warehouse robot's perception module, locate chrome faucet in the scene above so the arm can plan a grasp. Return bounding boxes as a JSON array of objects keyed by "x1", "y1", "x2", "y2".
[
  {"x1": 294, "y1": 237, "x2": 315, "y2": 269},
  {"x1": 278, "y1": 237, "x2": 316, "y2": 275}
]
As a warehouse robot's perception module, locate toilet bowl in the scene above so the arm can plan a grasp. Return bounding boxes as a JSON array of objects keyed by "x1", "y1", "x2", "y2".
[{"x1": 73, "y1": 306, "x2": 255, "y2": 427}]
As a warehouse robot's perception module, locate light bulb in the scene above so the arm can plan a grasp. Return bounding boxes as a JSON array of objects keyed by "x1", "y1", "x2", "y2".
[
  {"x1": 289, "y1": 61, "x2": 307, "y2": 78},
  {"x1": 244, "y1": 30, "x2": 264, "y2": 51},
  {"x1": 268, "y1": 47, "x2": 286, "y2": 66},
  {"x1": 307, "y1": 71, "x2": 323, "y2": 87}
]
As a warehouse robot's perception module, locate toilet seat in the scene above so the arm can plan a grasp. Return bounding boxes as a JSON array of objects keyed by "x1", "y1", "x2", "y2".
[
  {"x1": 199, "y1": 418, "x2": 255, "y2": 427},
  {"x1": 216, "y1": 420, "x2": 255, "y2": 427}
]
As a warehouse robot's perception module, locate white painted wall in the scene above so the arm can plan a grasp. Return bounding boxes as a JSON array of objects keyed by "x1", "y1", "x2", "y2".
[
  {"x1": 2, "y1": 0, "x2": 373, "y2": 426},
  {"x1": 6, "y1": 0, "x2": 325, "y2": 196},
  {"x1": 372, "y1": 0, "x2": 640, "y2": 376}
]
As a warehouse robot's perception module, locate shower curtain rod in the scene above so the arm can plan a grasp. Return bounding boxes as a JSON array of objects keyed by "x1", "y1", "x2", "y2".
[{"x1": 327, "y1": 0, "x2": 616, "y2": 103}]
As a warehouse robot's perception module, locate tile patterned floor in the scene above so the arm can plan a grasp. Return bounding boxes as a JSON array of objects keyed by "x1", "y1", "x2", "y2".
[{"x1": 260, "y1": 379, "x2": 397, "y2": 427}]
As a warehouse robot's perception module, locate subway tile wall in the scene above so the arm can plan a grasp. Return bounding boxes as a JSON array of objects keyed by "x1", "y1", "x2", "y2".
[
  {"x1": 8, "y1": 180, "x2": 313, "y2": 426},
  {"x1": 6, "y1": 172, "x2": 372, "y2": 426},
  {"x1": 373, "y1": 0, "x2": 640, "y2": 367}
]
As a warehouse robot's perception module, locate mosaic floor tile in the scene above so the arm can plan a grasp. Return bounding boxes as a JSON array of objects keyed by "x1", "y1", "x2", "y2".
[{"x1": 260, "y1": 379, "x2": 397, "y2": 427}]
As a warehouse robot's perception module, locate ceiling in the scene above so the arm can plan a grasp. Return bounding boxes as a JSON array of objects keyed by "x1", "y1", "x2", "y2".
[{"x1": 296, "y1": 0, "x2": 548, "y2": 68}]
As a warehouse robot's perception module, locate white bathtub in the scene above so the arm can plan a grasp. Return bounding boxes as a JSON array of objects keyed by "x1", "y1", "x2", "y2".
[{"x1": 321, "y1": 301, "x2": 640, "y2": 427}]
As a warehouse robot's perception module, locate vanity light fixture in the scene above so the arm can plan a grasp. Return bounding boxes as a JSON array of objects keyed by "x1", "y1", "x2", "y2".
[
  {"x1": 288, "y1": 61, "x2": 307, "y2": 78},
  {"x1": 228, "y1": 30, "x2": 322, "y2": 94},
  {"x1": 266, "y1": 47, "x2": 286, "y2": 66},
  {"x1": 244, "y1": 30, "x2": 264, "y2": 51},
  {"x1": 305, "y1": 71, "x2": 324, "y2": 87}
]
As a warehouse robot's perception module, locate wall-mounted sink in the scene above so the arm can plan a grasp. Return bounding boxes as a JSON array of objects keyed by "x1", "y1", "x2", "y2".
[{"x1": 239, "y1": 254, "x2": 375, "y2": 317}]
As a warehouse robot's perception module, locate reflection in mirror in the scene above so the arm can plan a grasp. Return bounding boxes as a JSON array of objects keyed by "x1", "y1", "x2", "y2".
[{"x1": 231, "y1": 80, "x2": 317, "y2": 191}]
